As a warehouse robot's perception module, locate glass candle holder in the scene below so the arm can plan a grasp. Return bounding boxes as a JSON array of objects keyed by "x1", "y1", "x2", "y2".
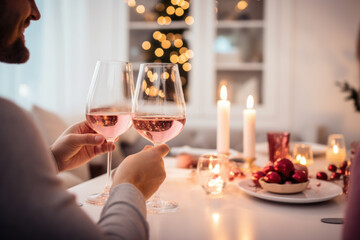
[
  {"x1": 292, "y1": 144, "x2": 314, "y2": 166},
  {"x1": 326, "y1": 134, "x2": 346, "y2": 166},
  {"x1": 267, "y1": 132, "x2": 290, "y2": 163},
  {"x1": 197, "y1": 154, "x2": 229, "y2": 195}
]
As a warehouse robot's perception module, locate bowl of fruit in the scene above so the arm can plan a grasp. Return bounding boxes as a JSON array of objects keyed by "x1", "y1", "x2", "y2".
[{"x1": 252, "y1": 158, "x2": 309, "y2": 194}]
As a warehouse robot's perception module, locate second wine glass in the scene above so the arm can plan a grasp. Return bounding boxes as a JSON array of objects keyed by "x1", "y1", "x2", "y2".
[
  {"x1": 132, "y1": 63, "x2": 186, "y2": 213},
  {"x1": 86, "y1": 60, "x2": 134, "y2": 205}
]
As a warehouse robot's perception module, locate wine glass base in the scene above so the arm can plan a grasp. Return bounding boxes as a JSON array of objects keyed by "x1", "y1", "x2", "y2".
[
  {"x1": 86, "y1": 192, "x2": 109, "y2": 206},
  {"x1": 146, "y1": 199, "x2": 178, "y2": 214}
]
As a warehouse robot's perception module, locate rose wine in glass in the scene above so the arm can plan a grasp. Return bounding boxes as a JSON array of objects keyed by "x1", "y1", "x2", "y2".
[
  {"x1": 132, "y1": 63, "x2": 186, "y2": 214},
  {"x1": 85, "y1": 61, "x2": 134, "y2": 206}
]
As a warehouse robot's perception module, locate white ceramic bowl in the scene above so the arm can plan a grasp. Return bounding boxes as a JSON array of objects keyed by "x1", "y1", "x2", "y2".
[{"x1": 259, "y1": 178, "x2": 309, "y2": 194}]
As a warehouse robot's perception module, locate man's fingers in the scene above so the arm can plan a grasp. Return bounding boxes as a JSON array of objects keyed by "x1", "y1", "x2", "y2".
[
  {"x1": 153, "y1": 144, "x2": 170, "y2": 157},
  {"x1": 142, "y1": 145, "x2": 153, "y2": 151},
  {"x1": 66, "y1": 134, "x2": 105, "y2": 146}
]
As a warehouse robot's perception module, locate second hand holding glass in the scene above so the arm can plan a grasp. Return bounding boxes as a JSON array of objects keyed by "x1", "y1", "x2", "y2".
[
  {"x1": 132, "y1": 63, "x2": 186, "y2": 214},
  {"x1": 85, "y1": 61, "x2": 134, "y2": 206}
]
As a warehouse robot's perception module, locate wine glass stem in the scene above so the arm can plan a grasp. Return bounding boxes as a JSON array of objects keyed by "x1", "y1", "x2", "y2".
[
  {"x1": 104, "y1": 139, "x2": 114, "y2": 194},
  {"x1": 151, "y1": 142, "x2": 162, "y2": 206}
]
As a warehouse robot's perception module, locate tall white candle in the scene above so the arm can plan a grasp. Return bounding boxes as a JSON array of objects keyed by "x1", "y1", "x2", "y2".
[
  {"x1": 217, "y1": 85, "x2": 230, "y2": 154},
  {"x1": 243, "y1": 95, "x2": 256, "y2": 159}
]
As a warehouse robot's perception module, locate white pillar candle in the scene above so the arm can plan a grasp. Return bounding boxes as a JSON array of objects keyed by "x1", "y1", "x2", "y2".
[
  {"x1": 243, "y1": 95, "x2": 256, "y2": 159},
  {"x1": 217, "y1": 85, "x2": 230, "y2": 154}
]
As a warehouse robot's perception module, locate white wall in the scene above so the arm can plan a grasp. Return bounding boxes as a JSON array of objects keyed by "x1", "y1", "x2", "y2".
[{"x1": 290, "y1": 0, "x2": 360, "y2": 146}]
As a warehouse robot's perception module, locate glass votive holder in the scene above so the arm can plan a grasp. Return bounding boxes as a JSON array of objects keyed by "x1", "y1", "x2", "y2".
[
  {"x1": 197, "y1": 154, "x2": 229, "y2": 195},
  {"x1": 326, "y1": 134, "x2": 347, "y2": 166},
  {"x1": 267, "y1": 132, "x2": 290, "y2": 163},
  {"x1": 292, "y1": 144, "x2": 314, "y2": 166}
]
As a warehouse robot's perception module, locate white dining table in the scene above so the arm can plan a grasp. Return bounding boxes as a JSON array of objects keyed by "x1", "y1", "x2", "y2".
[{"x1": 69, "y1": 155, "x2": 346, "y2": 240}]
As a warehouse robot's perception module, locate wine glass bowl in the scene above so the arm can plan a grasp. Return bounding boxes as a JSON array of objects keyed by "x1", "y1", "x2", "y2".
[
  {"x1": 132, "y1": 63, "x2": 186, "y2": 213},
  {"x1": 85, "y1": 60, "x2": 134, "y2": 205}
]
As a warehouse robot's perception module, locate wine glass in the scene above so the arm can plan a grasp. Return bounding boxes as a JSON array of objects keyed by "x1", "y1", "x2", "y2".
[
  {"x1": 85, "y1": 60, "x2": 134, "y2": 205},
  {"x1": 132, "y1": 63, "x2": 186, "y2": 213}
]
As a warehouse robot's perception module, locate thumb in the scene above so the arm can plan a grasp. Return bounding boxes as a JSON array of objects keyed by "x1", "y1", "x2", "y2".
[
  {"x1": 153, "y1": 144, "x2": 170, "y2": 157},
  {"x1": 66, "y1": 134, "x2": 105, "y2": 146}
]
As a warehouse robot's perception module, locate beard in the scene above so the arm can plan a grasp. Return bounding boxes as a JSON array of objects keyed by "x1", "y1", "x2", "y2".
[{"x1": 0, "y1": 37, "x2": 30, "y2": 64}]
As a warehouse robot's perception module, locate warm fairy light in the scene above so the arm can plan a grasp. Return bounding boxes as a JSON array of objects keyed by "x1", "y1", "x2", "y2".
[
  {"x1": 155, "y1": 3, "x2": 165, "y2": 12},
  {"x1": 136, "y1": 5, "x2": 145, "y2": 14},
  {"x1": 142, "y1": 41, "x2": 151, "y2": 50},
  {"x1": 166, "y1": 6, "x2": 175, "y2": 15},
  {"x1": 154, "y1": 59, "x2": 162, "y2": 63},
  {"x1": 164, "y1": 16, "x2": 172, "y2": 25},
  {"x1": 149, "y1": 86, "x2": 159, "y2": 97},
  {"x1": 158, "y1": 90, "x2": 165, "y2": 98},
  {"x1": 175, "y1": 34, "x2": 182, "y2": 40},
  {"x1": 246, "y1": 95, "x2": 254, "y2": 109},
  {"x1": 220, "y1": 85, "x2": 228, "y2": 100},
  {"x1": 174, "y1": 39, "x2": 183, "y2": 48},
  {"x1": 128, "y1": 0, "x2": 136, "y2": 7},
  {"x1": 300, "y1": 156, "x2": 307, "y2": 165},
  {"x1": 152, "y1": 72, "x2": 159, "y2": 82},
  {"x1": 153, "y1": 31, "x2": 161, "y2": 40},
  {"x1": 213, "y1": 164, "x2": 220, "y2": 174},
  {"x1": 185, "y1": 16, "x2": 194, "y2": 25},
  {"x1": 212, "y1": 213, "x2": 220, "y2": 223},
  {"x1": 333, "y1": 145, "x2": 339, "y2": 154},
  {"x1": 237, "y1": 0, "x2": 248, "y2": 10},
  {"x1": 145, "y1": 87, "x2": 150, "y2": 95},
  {"x1": 186, "y1": 49, "x2": 194, "y2": 58},
  {"x1": 161, "y1": 40, "x2": 171, "y2": 49},
  {"x1": 155, "y1": 48, "x2": 164, "y2": 57},
  {"x1": 179, "y1": 47, "x2": 188, "y2": 54},
  {"x1": 171, "y1": 0, "x2": 180, "y2": 5},
  {"x1": 181, "y1": 1, "x2": 190, "y2": 9},
  {"x1": 159, "y1": 33, "x2": 166, "y2": 42},
  {"x1": 147, "y1": 70, "x2": 153, "y2": 79},
  {"x1": 183, "y1": 62, "x2": 192, "y2": 72},
  {"x1": 167, "y1": 33, "x2": 175, "y2": 41},
  {"x1": 162, "y1": 72, "x2": 170, "y2": 79},
  {"x1": 175, "y1": 7, "x2": 184, "y2": 16},
  {"x1": 170, "y1": 54, "x2": 179, "y2": 63},
  {"x1": 157, "y1": 16, "x2": 166, "y2": 25}
]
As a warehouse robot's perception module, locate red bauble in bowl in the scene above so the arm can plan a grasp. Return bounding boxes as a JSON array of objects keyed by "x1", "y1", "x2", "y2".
[{"x1": 274, "y1": 158, "x2": 295, "y2": 179}]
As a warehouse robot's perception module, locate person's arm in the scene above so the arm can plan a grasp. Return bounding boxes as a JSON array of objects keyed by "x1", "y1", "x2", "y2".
[{"x1": 0, "y1": 98, "x2": 168, "y2": 239}]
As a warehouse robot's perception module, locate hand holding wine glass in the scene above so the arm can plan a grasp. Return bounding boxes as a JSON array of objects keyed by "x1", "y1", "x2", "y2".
[
  {"x1": 85, "y1": 60, "x2": 134, "y2": 205},
  {"x1": 132, "y1": 63, "x2": 186, "y2": 213}
]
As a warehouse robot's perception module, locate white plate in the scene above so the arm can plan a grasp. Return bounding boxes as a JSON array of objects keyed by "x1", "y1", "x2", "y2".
[
  {"x1": 256, "y1": 142, "x2": 327, "y2": 157},
  {"x1": 238, "y1": 179, "x2": 342, "y2": 204}
]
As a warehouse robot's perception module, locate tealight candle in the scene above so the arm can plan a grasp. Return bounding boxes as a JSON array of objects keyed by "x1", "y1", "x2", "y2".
[
  {"x1": 326, "y1": 134, "x2": 346, "y2": 166},
  {"x1": 292, "y1": 144, "x2": 314, "y2": 166},
  {"x1": 243, "y1": 95, "x2": 256, "y2": 160},
  {"x1": 217, "y1": 85, "x2": 230, "y2": 155}
]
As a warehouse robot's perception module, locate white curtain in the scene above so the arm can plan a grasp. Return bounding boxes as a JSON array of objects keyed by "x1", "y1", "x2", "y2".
[{"x1": 0, "y1": 0, "x2": 128, "y2": 124}]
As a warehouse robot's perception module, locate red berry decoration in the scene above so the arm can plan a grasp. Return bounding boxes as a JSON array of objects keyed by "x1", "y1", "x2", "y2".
[
  {"x1": 316, "y1": 171, "x2": 328, "y2": 181},
  {"x1": 264, "y1": 171, "x2": 282, "y2": 184},
  {"x1": 274, "y1": 158, "x2": 295, "y2": 179},
  {"x1": 340, "y1": 161, "x2": 348, "y2": 170},
  {"x1": 338, "y1": 169, "x2": 346, "y2": 175},
  {"x1": 294, "y1": 163, "x2": 308, "y2": 177},
  {"x1": 292, "y1": 170, "x2": 308, "y2": 183},
  {"x1": 328, "y1": 164, "x2": 337, "y2": 172},
  {"x1": 252, "y1": 171, "x2": 265, "y2": 187},
  {"x1": 263, "y1": 164, "x2": 275, "y2": 174},
  {"x1": 330, "y1": 172, "x2": 341, "y2": 180}
]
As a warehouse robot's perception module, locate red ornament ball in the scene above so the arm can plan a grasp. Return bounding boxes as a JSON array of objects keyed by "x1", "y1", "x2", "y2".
[
  {"x1": 328, "y1": 164, "x2": 337, "y2": 172},
  {"x1": 274, "y1": 158, "x2": 295, "y2": 179},
  {"x1": 330, "y1": 172, "x2": 341, "y2": 180},
  {"x1": 292, "y1": 170, "x2": 308, "y2": 183},
  {"x1": 263, "y1": 164, "x2": 275, "y2": 174},
  {"x1": 252, "y1": 171, "x2": 265, "y2": 187},
  {"x1": 264, "y1": 171, "x2": 282, "y2": 184},
  {"x1": 316, "y1": 171, "x2": 328, "y2": 181}
]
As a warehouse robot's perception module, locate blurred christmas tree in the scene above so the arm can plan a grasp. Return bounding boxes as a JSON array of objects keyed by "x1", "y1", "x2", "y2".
[{"x1": 127, "y1": 0, "x2": 193, "y2": 100}]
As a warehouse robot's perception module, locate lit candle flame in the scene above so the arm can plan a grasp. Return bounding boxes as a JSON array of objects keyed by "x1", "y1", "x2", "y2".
[
  {"x1": 212, "y1": 213, "x2": 220, "y2": 223},
  {"x1": 220, "y1": 85, "x2": 227, "y2": 101},
  {"x1": 246, "y1": 95, "x2": 254, "y2": 109},
  {"x1": 333, "y1": 145, "x2": 339, "y2": 154},
  {"x1": 300, "y1": 156, "x2": 307, "y2": 165}
]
